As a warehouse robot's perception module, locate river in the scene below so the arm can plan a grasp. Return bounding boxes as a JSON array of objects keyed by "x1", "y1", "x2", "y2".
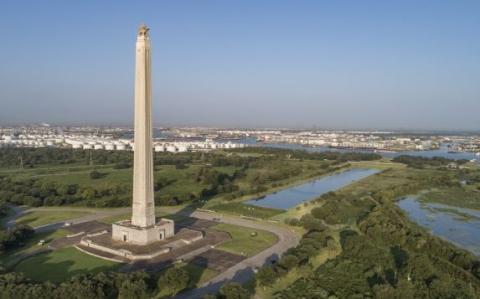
[{"x1": 233, "y1": 137, "x2": 478, "y2": 161}]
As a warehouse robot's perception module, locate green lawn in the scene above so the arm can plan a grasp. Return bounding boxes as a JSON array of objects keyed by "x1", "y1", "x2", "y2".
[
  {"x1": 14, "y1": 247, "x2": 121, "y2": 282},
  {"x1": 349, "y1": 159, "x2": 406, "y2": 169},
  {"x1": 210, "y1": 202, "x2": 284, "y2": 219},
  {"x1": 16, "y1": 210, "x2": 91, "y2": 227},
  {"x1": 99, "y1": 213, "x2": 131, "y2": 224},
  {"x1": 213, "y1": 223, "x2": 278, "y2": 256}
]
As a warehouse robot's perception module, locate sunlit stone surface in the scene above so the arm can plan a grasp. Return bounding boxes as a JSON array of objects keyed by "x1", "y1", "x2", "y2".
[{"x1": 112, "y1": 24, "x2": 174, "y2": 245}]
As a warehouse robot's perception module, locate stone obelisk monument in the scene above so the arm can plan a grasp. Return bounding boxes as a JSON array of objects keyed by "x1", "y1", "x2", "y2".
[
  {"x1": 112, "y1": 25, "x2": 174, "y2": 245},
  {"x1": 131, "y1": 24, "x2": 155, "y2": 228}
]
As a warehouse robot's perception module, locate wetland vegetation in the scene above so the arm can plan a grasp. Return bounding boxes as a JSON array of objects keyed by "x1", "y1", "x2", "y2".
[{"x1": 255, "y1": 158, "x2": 480, "y2": 298}]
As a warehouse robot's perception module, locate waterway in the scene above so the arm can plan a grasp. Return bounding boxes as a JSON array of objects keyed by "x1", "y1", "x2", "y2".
[
  {"x1": 246, "y1": 168, "x2": 379, "y2": 210},
  {"x1": 397, "y1": 197, "x2": 480, "y2": 256},
  {"x1": 235, "y1": 137, "x2": 478, "y2": 161}
]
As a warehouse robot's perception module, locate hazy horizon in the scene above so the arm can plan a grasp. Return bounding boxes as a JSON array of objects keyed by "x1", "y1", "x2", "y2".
[{"x1": 1, "y1": 1, "x2": 479, "y2": 131}]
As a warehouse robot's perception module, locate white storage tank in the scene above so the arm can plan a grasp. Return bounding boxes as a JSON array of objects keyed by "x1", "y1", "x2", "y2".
[
  {"x1": 105, "y1": 143, "x2": 115, "y2": 150},
  {"x1": 166, "y1": 145, "x2": 177, "y2": 152},
  {"x1": 154, "y1": 145, "x2": 166, "y2": 152},
  {"x1": 176, "y1": 144, "x2": 189, "y2": 152}
]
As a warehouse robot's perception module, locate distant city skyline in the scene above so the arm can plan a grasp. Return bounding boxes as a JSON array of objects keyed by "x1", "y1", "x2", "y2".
[{"x1": 1, "y1": 1, "x2": 479, "y2": 130}]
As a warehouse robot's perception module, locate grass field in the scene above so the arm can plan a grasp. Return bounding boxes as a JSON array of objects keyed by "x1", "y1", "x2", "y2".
[
  {"x1": 419, "y1": 187, "x2": 480, "y2": 210},
  {"x1": 349, "y1": 159, "x2": 407, "y2": 170},
  {"x1": 16, "y1": 210, "x2": 91, "y2": 227},
  {"x1": 210, "y1": 202, "x2": 284, "y2": 219},
  {"x1": 14, "y1": 247, "x2": 121, "y2": 282},
  {"x1": 212, "y1": 223, "x2": 278, "y2": 257},
  {"x1": 98, "y1": 213, "x2": 131, "y2": 224}
]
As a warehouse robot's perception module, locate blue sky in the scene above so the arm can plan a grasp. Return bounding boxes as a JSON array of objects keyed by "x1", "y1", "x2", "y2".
[{"x1": 0, "y1": 1, "x2": 479, "y2": 130}]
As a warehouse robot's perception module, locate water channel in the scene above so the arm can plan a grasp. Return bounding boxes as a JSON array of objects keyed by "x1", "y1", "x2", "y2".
[
  {"x1": 246, "y1": 168, "x2": 379, "y2": 209},
  {"x1": 233, "y1": 137, "x2": 478, "y2": 161}
]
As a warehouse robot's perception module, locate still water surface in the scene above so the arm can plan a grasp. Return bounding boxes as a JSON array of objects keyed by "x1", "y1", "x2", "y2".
[
  {"x1": 397, "y1": 197, "x2": 480, "y2": 256},
  {"x1": 246, "y1": 168, "x2": 379, "y2": 209},
  {"x1": 236, "y1": 138, "x2": 477, "y2": 161}
]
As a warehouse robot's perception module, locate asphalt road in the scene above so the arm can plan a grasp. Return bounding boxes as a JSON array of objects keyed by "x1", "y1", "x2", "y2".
[
  {"x1": 5, "y1": 205, "x2": 300, "y2": 298},
  {"x1": 173, "y1": 210, "x2": 300, "y2": 299}
]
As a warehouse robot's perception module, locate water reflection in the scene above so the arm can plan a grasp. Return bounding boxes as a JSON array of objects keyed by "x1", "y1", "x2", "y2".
[
  {"x1": 397, "y1": 197, "x2": 480, "y2": 256},
  {"x1": 246, "y1": 168, "x2": 379, "y2": 209}
]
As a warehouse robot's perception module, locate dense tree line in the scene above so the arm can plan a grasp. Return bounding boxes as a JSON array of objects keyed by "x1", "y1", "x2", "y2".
[
  {"x1": 256, "y1": 227, "x2": 335, "y2": 288},
  {"x1": 0, "y1": 148, "x2": 132, "y2": 169},
  {"x1": 0, "y1": 148, "x2": 223, "y2": 169},
  {"x1": 229, "y1": 147, "x2": 382, "y2": 162},
  {"x1": 0, "y1": 268, "x2": 249, "y2": 299},
  {"x1": 0, "y1": 271, "x2": 154, "y2": 299},
  {"x1": 392, "y1": 155, "x2": 469, "y2": 169},
  {"x1": 279, "y1": 229, "x2": 479, "y2": 298},
  {"x1": 210, "y1": 155, "x2": 255, "y2": 168},
  {"x1": 0, "y1": 176, "x2": 130, "y2": 208},
  {"x1": 196, "y1": 167, "x2": 240, "y2": 195},
  {"x1": 0, "y1": 224, "x2": 34, "y2": 254},
  {"x1": 0, "y1": 201, "x2": 35, "y2": 256},
  {"x1": 0, "y1": 147, "x2": 382, "y2": 170}
]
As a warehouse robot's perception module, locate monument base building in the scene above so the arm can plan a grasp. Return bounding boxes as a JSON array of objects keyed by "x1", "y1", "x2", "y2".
[
  {"x1": 78, "y1": 224, "x2": 203, "y2": 261},
  {"x1": 112, "y1": 218, "x2": 174, "y2": 245}
]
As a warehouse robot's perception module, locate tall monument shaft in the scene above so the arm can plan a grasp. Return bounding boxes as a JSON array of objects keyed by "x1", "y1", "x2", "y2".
[
  {"x1": 131, "y1": 25, "x2": 155, "y2": 227},
  {"x1": 111, "y1": 25, "x2": 175, "y2": 245}
]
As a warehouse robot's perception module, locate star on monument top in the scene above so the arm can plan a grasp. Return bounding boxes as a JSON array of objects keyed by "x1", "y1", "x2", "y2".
[{"x1": 138, "y1": 24, "x2": 149, "y2": 37}]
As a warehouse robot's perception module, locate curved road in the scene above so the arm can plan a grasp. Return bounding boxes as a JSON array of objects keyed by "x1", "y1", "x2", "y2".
[
  {"x1": 174, "y1": 210, "x2": 300, "y2": 299},
  {"x1": 5, "y1": 205, "x2": 300, "y2": 298}
]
